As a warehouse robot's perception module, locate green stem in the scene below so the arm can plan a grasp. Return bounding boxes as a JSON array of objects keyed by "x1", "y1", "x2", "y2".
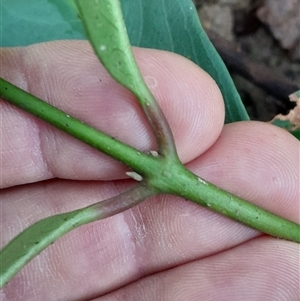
[
  {"x1": 1, "y1": 78, "x2": 299, "y2": 243},
  {"x1": 91, "y1": 182, "x2": 156, "y2": 217},
  {"x1": 150, "y1": 163, "x2": 300, "y2": 243},
  {"x1": 0, "y1": 78, "x2": 155, "y2": 176}
]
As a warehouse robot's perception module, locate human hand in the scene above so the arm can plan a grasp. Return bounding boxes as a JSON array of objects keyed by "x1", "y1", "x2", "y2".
[{"x1": 1, "y1": 41, "x2": 299, "y2": 301}]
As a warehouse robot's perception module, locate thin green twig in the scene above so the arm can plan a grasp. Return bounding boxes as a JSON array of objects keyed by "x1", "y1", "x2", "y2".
[{"x1": 0, "y1": 78, "x2": 156, "y2": 177}]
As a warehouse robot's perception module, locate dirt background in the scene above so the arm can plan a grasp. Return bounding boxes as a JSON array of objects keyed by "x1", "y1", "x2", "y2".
[{"x1": 193, "y1": 0, "x2": 300, "y2": 121}]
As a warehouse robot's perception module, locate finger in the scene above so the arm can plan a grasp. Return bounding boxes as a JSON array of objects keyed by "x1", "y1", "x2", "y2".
[
  {"x1": 0, "y1": 41, "x2": 224, "y2": 188},
  {"x1": 99, "y1": 238, "x2": 299, "y2": 301},
  {"x1": 1, "y1": 122, "x2": 298, "y2": 300}
]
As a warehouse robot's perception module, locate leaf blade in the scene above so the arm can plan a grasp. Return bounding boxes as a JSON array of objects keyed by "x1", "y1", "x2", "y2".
[
  {"x1": 75, "y1": 0, "x2": 178, "y2": 156},
  {"x1": 0, "y1": 208, "x2": 97, "y2": 289},
  {"x1": 1, "y1": 0, "x2": 84, "y2": 46},
  {"x1": 120, "y1": 0, "x2": 250, "y2": 123},
  {"x1": 1, "y1": 0, "x2": 248, "y2": 123},
  {"x1": 75, "y1": 0, "x2": 145, "y2": 96}
]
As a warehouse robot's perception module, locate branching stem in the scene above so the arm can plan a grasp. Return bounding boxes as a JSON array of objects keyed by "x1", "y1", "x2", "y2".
[
  {"x1": 1, "y1": 78, "x2": 299, "y2": 244},
  {"x1": 0, "y1": 0, "x2": 299, "y2": 290}
]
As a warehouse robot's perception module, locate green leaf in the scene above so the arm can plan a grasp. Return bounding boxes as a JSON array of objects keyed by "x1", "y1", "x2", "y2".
[
  {"x1": 75, "y1": 0, "x2": 178, "y2": 157},
  {"x1": 0, "y1": 0, "x2": 84, "y2": 46},
  {"x1": 75, "y1": 0, "x2": 149, "y2": 99},
  {"x1": 1, "y1": 0, "x2": 249, "y2": 123},
  {"x1": 0, "y1": 207, "x2": 98, "y2": 289},
  {"x1": 120, "y1": 0, "x2": 249, "y2": 123},
  {"x1": 0, "y1": 149, "x2": 153, "y2": 289}
]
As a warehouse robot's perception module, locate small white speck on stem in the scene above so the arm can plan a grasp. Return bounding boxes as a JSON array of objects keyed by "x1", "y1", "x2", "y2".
[
  {"x1": 126, "y1": 171, "x2": 143, "y2": 182},
  {"x1": 99, "y1": 45, "x2": 106, "y2": 51},
  {"x1": 149, "y1": 150, "x2": 159, "y2": 157},
  {"x1": 197, "y1": 177, "x2": 208, "y2": 185}
]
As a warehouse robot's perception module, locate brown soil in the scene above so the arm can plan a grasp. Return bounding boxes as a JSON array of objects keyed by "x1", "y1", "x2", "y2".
[{"x1": 194, "y1": 0, "x2": 300, "y2": 121}]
